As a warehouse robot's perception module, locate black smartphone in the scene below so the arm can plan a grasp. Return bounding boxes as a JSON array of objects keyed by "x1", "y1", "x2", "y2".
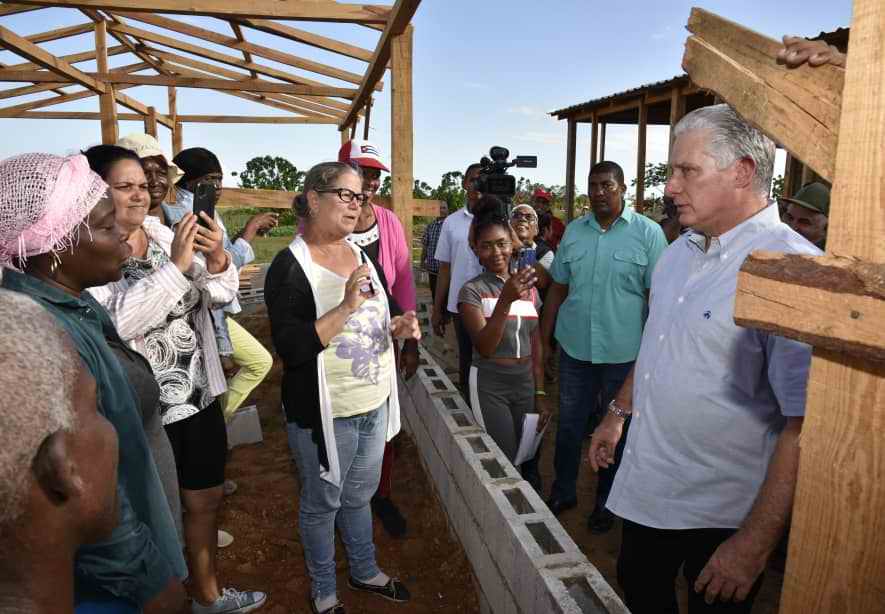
[{"x1": 193, "y1": 181, "x2": 217, "y2": 228}]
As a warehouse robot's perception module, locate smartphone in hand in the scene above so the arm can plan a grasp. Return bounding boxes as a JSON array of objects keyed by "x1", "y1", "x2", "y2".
[{"x1": 193, "y1": 181, "x2": 217, "y2": 228}]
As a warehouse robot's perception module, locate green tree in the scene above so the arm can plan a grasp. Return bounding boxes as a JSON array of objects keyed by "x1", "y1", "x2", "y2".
[
  {"x1": 631, "y1": 162, "x2": 670, "y2": 216},
  {"x1": 235, "y1": 156, "x2": 305, "y2": 191},
  {"x1": 770, "y1": 175, "x2": 785, "y2": 199},
  {"x1": 431, "y1": 171, "x2": 466, "y2": 210},
  {"x1": 379, "y1": 175, "x2": 392, "y2": 197}
]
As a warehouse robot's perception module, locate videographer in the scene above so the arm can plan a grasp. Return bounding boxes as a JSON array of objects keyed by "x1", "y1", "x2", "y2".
[{"x1": 431, "y1": 163, "x2": 484, "y2": 394}]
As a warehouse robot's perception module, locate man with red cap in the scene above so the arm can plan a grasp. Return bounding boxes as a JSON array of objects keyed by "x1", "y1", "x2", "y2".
[
  {"x1": 532, "y1": 188, "x2": 565, "y2": 251},
  {"x1": 338, "y1": 138, "x2": 417, "y2": 539}
]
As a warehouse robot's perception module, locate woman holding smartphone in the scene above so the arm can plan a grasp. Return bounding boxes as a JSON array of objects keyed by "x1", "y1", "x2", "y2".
[{"x1": 458, "y1": 196, "x2": 551, "y2": 484}]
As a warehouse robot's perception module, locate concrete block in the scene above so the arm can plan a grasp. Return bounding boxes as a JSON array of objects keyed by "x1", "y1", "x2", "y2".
[
  {"x1": 542, "y1": 563, "x2": 629, "y2": 614},
  {"x1": 226, "y1": 405, "x2": 263, "y2": 448}
]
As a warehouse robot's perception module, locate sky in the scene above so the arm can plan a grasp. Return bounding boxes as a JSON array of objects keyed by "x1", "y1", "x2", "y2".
[{"x1": 0, "y1": 0, "x2": 852, "y2": 196}]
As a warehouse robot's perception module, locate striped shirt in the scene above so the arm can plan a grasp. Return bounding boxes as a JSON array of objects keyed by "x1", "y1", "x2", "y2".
[
  {"x1": 87, "y1": 215, "x2": 240, "y2": 400},
  {"x1": 421, "y1": 217, "x2": 445, "y2": 274},
  {"x1": 458, "y1": 271, "x2": 541, "y2": 362}
]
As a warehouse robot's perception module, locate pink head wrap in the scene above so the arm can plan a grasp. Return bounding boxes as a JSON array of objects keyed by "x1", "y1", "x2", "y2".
[{"x1": 0, "y1": 153, "x2": 108, "y2": 270}]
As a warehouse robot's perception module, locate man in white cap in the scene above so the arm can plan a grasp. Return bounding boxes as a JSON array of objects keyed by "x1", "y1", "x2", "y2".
[{"x1": 338, "y1": 138, "x2": 418, "y2": 539}]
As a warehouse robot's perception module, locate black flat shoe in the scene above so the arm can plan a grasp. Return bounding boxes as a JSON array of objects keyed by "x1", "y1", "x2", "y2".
[
  {"x1": 310, "y1": 599, "x2": 345, "y2": 614},
  {"x1": 546, "y1": 496, "x2": 577, "y2": 516},
  {"x1": 347, "y1": 577, "x2": 411, "y2": 603}
]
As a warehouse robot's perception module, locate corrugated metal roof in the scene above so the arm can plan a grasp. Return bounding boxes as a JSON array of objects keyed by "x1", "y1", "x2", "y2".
[{"x1": 550, "y1": 74, "x2": 689, "y2": 119}]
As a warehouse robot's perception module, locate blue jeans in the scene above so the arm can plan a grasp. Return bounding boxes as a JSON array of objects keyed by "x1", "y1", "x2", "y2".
[
  {"x1": 286, "y1": 402, "x2": 388, "y2": 601},
  {"x1": 551, "y1": 351, "x2": 634, "y2": 504}
]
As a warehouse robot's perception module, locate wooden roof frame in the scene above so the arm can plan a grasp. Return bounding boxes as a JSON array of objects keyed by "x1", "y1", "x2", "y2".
[{"x1": 0, "y1": 0, "x2": 420, "y2": 136}]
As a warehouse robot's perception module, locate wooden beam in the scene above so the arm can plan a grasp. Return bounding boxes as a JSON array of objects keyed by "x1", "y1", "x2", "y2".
[
  {"x1": 668, "y1": 85, "x2": 686, "y2": 159},
  {"x1": 238, "y1": 18, "x2": 375, "y2": 63},
  {"x1": 683, "y1": 8, "x2": 844, "y2": 181},
  {"x1": 95, "y1": 20, "x2": 118, "y2": 144},
  {"x1": 217, "y1": 187, "x2": 440, "y2": 219},
  {"x1": 590, "y1": 111, "x2": 599, "y2": 168},
  {"x1": 12, "y1": 0, "x2": 392, "y2": 22},
  {"x1": 0, "y1": 25, "x2": 106, "y2": 93},
  {"x1": 0, "y1": 111, "x2": 148, "y2": 120},
  {"x1": 0, "y1": 70, "x2": 358, "y2": 97},
  {"x1": 168, "y1": 85, "x2": 181, "y2": 155},
  {"x1": 112, "y1": 12, "x2": 377, "y2": 89},
  {"x1": 25, "y1": 22, "x2": 94, "y2": 45},
  {"x1": 636, "y1": 96, "x2": 648, "y2": 211},
  {"x1": 363, "y1": 97, "x2": 373, "y2": 139},
  {"x1": 144, "y1": 106, "x2": 157, "y2": 136},
  {"x1": 0, "y1": 3, "x2": 42, "y2": 16},
  {"x1": 390, "y1": 26, "x2": 414, "y2": 245},
  {"x1": 178, "y1": 115, "x2": 337, "y2": 124},
  {"x1": 80, "y1": 10, "x2": 174, "y2": 78},
  {"x1": 734, "y1": 252, "x2": 885, "y2": 361},
  {"x1": 565, "y1": 118, "x2": 577, "y2": 221},
  {"x1": 113, "y1": 24, "x2": 359, "y2": 113},
  {"x1": 599, "y1": 123, "x2": 606, "y2": 160},
  {"x1": 340, "y1": 0, "x2": 422, "y2": 129},
  {"x1": 0, "y1": 81, "x2": 69, "y2": 101},
  {"x1": 228, "y1": 21, "x2": 257, "y2": 79},
  {"x1": 4, "y1": 45, "x2": 127, "y2": 72},
  {"x1": 733, "y1": 1, "x2": 885, "y2": 611}
]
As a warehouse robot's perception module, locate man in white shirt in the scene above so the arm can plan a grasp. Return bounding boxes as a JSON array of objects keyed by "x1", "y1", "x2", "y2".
[
  {"x1": 431, "y1": 163, "x2": 484, "y2": 392},
  {"x1": 590, "y1": 104, "x2": 819, "y2": 613}
]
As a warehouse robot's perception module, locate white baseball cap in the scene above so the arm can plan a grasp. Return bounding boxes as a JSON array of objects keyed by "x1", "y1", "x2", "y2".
[{"x1": 338, "y1": 138, "x2": 389, "y2": 172}]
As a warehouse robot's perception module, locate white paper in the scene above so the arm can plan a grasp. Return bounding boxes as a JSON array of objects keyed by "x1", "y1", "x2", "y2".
[{"x1": 514, "y1": 413, "x2": 547, "y2": 466}]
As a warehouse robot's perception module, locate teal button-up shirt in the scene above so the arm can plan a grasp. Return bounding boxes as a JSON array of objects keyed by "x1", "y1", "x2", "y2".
[
  {"x1": 2, "y1": 270, "x2": 186, "y2": 606},
  {"x1": 550, "y1": 207, "x2": 667, "y2": 364}
]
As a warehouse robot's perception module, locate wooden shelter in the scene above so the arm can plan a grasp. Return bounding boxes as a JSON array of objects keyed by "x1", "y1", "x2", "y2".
[
  {"x1": 0, "y1": 0, "x2": 428, "y2": 242},
  {"x1": 550, "y1": 27, "x2": 849, "y2": 220}
]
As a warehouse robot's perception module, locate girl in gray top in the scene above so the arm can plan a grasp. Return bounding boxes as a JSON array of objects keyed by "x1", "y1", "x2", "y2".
[{"x1": 458, "y1": 199, "x2": 551, "y2": 485}]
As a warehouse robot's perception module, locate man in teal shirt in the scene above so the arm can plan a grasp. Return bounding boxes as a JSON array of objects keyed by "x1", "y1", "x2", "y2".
[{"x1": 540, "y1": 161, "x2": 667, "y2": 533}]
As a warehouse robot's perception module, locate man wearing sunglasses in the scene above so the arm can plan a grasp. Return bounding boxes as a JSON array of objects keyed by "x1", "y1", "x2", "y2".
[{"x1": 339, "y1": 139, "x2": 417, "y2": 540}]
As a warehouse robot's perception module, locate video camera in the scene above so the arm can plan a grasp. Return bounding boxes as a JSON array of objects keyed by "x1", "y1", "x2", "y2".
[{"x1": 472, "y1": 146, "x2": 537, "y2": 205}]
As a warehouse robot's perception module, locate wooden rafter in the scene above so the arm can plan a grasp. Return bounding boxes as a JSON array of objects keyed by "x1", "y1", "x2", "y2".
[
  {"x1": 0, "y1": 110, "x2": 338, "y2": 124},
  {"x1": 237, "y1": 18, "x2": 374, "y2": 63},
  {"x1": 0, "y1": 70, "x2": 358, "y2": 97},
  {"x1": 4, "y1": 45, "x2": 128, "y2": 72},
  {"x1": 0, "y1": 24, "x2": 106, "y2": 93},
  {"x1": 138, "y1": 47, "x2": 347, "y2": 116},
  {"x1": 228, "y1": 22, "x2": 257, "y2": 79},
  {"x1": 0, "y1": 3, "x2": 41, "y2": 17},
  {"x1": 340, "y1": 0, "x2": 421, "y2": 128},
  {"x1": 111, "y1": 12, "x2": 377, "y2": 89},
  {"x1": 25, "y1": 22, "x2": 94, "y2": 45},
  {"x1": 0, "y1": 82, "x2": 70, "y2": 101},
  {"x1": 79, "y1": 10, "x2": 172, "y2": 77},
  {"x1": 11, "y1": 0, "x2": 392, "y2": 23}
]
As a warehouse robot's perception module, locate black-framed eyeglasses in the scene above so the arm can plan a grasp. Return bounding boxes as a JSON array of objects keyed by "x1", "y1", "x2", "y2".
[{"x1": 315, "y1": 187, "x2": 369, "y2": 205}]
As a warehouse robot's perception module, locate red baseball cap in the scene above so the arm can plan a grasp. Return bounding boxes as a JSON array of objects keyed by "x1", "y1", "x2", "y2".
[
  {"x1": 532, "y1": 188, "x2": 552, "y2": 201},
  {"x1": 338, "y1": 139, "x2": 389, "y2": 172}
]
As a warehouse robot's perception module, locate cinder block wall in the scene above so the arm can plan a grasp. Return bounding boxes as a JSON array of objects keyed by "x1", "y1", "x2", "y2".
[{"x1": 398, "y1": 303, "x2": 629, "y2": 614}]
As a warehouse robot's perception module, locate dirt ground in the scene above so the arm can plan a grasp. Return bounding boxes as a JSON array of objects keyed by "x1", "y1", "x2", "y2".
[{"x1": 217, "y1": 310, "x2": 480, "y2": 614}]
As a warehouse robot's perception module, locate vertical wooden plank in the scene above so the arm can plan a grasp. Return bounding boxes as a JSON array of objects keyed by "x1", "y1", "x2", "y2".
[
  {"x1": 565, "y1": 117, "x2": 577, "y2": 222},
  {"x1": 780, "y1": 1, "x2": 885, "y2": 612},
  {"x1": 636, "y1": 97, "x2": 648, "y2": 212},
  {"x1": 600, "y1": 122, "x2": 607, "y2": 160},
  {"x1": 363, "y1": 97, "x2": 372, "y2": 139},
  {"x1": 144, "y1": 105, "x2": 157, "y2": 137},
  {"x1": 167, "y1": 86, "x2": 181, "y2": 155},
  {"x1": 172, "y1": 122, "x2": 183, "y2": 155},
  {"x1": 669, "y1": 85, "x2": 686, "y2": 159},
  {"x1": 95, "y1": 20, "x2": 117, "y2": 144},
  {"x1": 390, "y1": 26, "x2": 414, "y2": 252},
  {"x1": 340, "y1": 127, "x2": 349, "y2": 146},
  {"x1": 590, "y1": 111, "x2": 599, "y2": 168}
]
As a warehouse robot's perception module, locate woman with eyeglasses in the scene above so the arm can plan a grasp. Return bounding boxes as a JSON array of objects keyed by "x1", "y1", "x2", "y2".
[
  {"x1": 458, "y1": 196, "x2": 552, "y2": 490},
  {"x1": 264, "y1": 161, "x2": 420, "y2": 614}
]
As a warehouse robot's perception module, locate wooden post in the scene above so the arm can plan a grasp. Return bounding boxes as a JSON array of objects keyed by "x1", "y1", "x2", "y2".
[
  {"x1": 390, "y1": 26, "x2": 414, "y2": 252},
  {"x1": 636, "y1": 97, "x2": 648, "y2": 212},
  {"x1": 350, "y1": 120, "x2": 357, "y2": 139},
  {"x1": 167, "y1": 86, "x2": 182, "y2": 154},
  {"x1": 779, "y1": 1, "x2": 885, "y2": 612},
  {"x1": 340, "y1": 127, "x2": 349, "y2": 146},
  {"x1": 143, "y1": 105, "x2": 157, "y2": 137},
  {"x1": 600, "y1": 122, "x2": 607, "y2": 160},
  {"x1": 565, "y1": 117, "x2": 577, "y2": 221},
  {"x1": 363, "y1": 97, "x2": 372, "y2": 139},
  {"x1": 590, "y1": 111, "x2": 599, "y2": 168},
  {"x1": 669, "y1": 85, "x2": 686, "y2": 159},
  {"x1": 95, "y1": 20, "x2": 117, "y2": 144}
]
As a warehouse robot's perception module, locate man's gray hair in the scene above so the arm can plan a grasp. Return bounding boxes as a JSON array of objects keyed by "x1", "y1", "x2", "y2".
[
  {"x1": 673, "y1": 104, "x2": 776, "y2": 195},
  {"x1": 0, "y1": 289, "x2": 78, "y2": 525}
]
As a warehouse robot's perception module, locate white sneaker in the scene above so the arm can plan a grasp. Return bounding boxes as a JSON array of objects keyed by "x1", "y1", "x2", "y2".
[
  {"x1": 191, "y1": 587, "x2": 267, "y2": 613},
  {"x1": 218, "y1": 529, "x2": 234, "y2": 548}
]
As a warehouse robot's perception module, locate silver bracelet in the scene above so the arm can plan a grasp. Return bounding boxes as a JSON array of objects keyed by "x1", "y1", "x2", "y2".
[{"x1": 607, "y1": 400, "x2": 631, "y2": 419}]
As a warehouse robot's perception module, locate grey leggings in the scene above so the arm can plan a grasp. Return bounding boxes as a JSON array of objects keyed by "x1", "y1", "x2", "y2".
[{"x1": 469, "y1": 360, "x2": 535, "y2": 461}]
